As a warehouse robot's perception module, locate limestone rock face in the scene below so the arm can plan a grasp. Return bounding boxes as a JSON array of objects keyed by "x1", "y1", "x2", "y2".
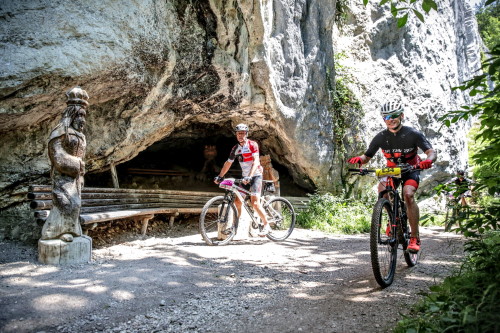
[{"x1": 0, "y1": 0, "x2": 483, "y2": 240}]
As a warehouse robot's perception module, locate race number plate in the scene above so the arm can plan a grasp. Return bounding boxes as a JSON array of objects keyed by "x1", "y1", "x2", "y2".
[{"x1": 375, "y1": 167, "x2": 402, "y2": 177}]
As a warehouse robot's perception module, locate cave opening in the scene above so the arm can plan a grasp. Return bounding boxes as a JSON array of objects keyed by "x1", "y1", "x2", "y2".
[{"x1": 85, "y1": 123, "x2": 312, "y2": 196}]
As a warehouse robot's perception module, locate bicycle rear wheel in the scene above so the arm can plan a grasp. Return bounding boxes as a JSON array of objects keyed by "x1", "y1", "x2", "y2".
[
  {"x1": 371, "y1": 198, "x2": 397, "y2": 288},
  {"x1": 199, "y1": 196, "x2": 238, "y2": 246},
  {"x1": 264, "y1": 197, "x2": 296, "y2": 241}
]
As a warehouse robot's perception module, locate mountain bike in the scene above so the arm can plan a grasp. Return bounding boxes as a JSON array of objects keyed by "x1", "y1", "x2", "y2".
[
  {"x1": 445, "y1": 194, "x2": 460, "y2": 224},
  {"x1": 199, "y1": 178, "x2": 296, "y2": 246},
  {"x1": 444, "y1": 192, "x2": 471, "y2": 231},
  {"x1": 349, "y1": 164, "x2": 419, "y2": 287}
]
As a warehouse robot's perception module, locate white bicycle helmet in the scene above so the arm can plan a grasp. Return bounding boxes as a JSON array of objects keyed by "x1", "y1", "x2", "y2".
[
  {"x1": 380, "y1": 100, "x2": 404, "y2": 116},
  {"x1": 234, "y1": 123, "x2": 249, "y2": 132}
]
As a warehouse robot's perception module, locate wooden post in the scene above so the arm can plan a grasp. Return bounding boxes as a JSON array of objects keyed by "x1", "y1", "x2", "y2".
[
  {"x1": 110, "y1": 163, "x2": 120, "y2": 188},
  {"x1": 140, "y1": 215, "x2": 154, "y2": 236},
  {"x1": 169, "y1": 212, "x2": 179, "y2": 227},
  {"x1": 260, "y1": 155, "x2": 280, "y2": 196}
]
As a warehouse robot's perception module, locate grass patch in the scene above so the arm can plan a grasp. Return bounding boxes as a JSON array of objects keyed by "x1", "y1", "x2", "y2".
[
  {"x1": 394, "y1": 231, "x2": 500, "y2": 333},
  {"x1": 297, "y1": 193, "x2": 371, "y2": 234}
]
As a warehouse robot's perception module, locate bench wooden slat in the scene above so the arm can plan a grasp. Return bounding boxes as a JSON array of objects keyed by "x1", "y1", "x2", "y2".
[
  {"x1": 27, "y1": 184, "x2": 310, "y2": 235},
  {"x1": 126, "y1": 168, "x2": 191, "y2": 176},
  {"x1": 29, "y1": 187, "x2": 220, "y2": 196},
  {"x1": 80, "y1": 207, "x2": 215, "y2": 224}
]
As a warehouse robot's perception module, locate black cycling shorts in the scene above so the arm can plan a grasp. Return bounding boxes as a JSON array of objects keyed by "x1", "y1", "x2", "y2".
[{"x1": 392, "y1": 170, "x2": 420, "y2": 189}]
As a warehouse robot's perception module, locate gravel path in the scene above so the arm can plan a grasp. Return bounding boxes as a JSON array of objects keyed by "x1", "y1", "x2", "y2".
[{"x1": 0, "y1": 226, "x2": 464, "y2": 333}]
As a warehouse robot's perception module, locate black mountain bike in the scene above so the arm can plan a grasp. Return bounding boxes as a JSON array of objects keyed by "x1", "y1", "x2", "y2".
[{"x1": 350, "y1": 165, "x2": 419, "y2": 287}]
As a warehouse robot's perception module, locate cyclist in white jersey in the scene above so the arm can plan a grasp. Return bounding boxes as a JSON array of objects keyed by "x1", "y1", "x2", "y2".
[{"x1": 214, "y1": 124, "x2": 270, "y2": 236}]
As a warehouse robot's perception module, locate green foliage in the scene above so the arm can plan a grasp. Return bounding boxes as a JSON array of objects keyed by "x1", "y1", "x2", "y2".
[
  {"x1": 440, "y1": 44, "x2": 500, "y2": 197},
  {"x1": 394, "y1": 232, "x2": 500, "y2": 333},
  {"x1": 403, "y1": 34, "x2": 500, "y2": 333},
  {"x1": 335, "y1": 0, "x2": 350, "y2": 26},
  {"x1": 363, "y1": 0, "x2": 437, "y2": 26},
  {"x1": 475, "y1": 0, "x2": 500, "y2": 50},
  {"x1": 328, "y1": 52, "x2": 362, "y2": 153},
  {"x1": 296, "y1": 193, "x2": 371, "y2": 234}
]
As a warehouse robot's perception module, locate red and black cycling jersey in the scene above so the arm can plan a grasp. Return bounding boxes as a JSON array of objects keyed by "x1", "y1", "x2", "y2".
[
  {"x1": 364, "y1": 126, "x2": 433, "y2": 167},
  {"x1": 227, "y1": 139, "x2": 263, "y2": 177}
]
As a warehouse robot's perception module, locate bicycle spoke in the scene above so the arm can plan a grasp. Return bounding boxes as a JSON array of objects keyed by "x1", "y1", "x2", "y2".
[
  {"x1": 371, "y1": 198, "x2": 397, "y2": 288},
  {"x1": 264, "y1": 197, "x2": 296, "y2": 241},
  {"x1": 199, "y1": 196, "x2": 237, "y2": 246}
]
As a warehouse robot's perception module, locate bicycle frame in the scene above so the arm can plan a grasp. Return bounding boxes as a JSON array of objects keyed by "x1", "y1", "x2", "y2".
[
  {"x1": 221, "y1": 179, "x2": 273, "y2": 227},
  {"x1": 349, "y1": 165, "x2": 416, "y2": 247},
  {"x1": 349, "y1": 164, "x2": 420, "y2": 287},
  {"x1": 378, "y1": 176, "x2": 407, "y2": 245}
]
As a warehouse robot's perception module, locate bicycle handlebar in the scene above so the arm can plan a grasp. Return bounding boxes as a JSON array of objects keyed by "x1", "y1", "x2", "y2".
[{"x1": 348, "y1": 164, "x2": 422, "y2": 176}]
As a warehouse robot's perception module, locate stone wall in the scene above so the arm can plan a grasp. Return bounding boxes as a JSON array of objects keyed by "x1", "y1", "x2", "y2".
[{"x1": 0, "y1": 0, "x2": 483, "y2": 240}]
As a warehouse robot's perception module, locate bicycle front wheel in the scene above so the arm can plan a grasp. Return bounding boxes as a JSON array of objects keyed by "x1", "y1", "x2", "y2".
[
  {"x1": 402, "y1": 218, "x2": 418, "y2": 267},
  {"x1": 264, "y1": 197, "x2": 296, "y2": 241},
  {"x1": 371, "y1": 198, "x2": 397, "y2": 288},
  {"x1": 199, "y1": 196, "x2": 238, "y2": 246}
]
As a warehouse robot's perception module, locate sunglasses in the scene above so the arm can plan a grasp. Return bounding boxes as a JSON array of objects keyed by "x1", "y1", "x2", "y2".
[{"x1": 383, "y1": 113, "x2": 402, "y2": 121}]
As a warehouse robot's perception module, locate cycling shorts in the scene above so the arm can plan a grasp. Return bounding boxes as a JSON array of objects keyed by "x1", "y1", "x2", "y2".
[
  {"x1": 241, "y1": 175, "x2": 263, "y2": 196},
  {"x1": 382, "y1": 170, "x2": 421, "y2": 189}
]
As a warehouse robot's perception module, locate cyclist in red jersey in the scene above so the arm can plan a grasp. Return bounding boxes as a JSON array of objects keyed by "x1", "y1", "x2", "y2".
[
  {"x1": 214, "y1": 124, "x2": 271, "y2": 236},
  {"x1": 348, "y1": 101, "x2": 437, "y2": 252}
]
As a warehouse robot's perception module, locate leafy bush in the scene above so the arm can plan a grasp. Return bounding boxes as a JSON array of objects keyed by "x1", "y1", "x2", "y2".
[
  {"x1": 401, "y1": 33, "x2": 500, "y2": 333},
  {"x1": 475, "y1": 0, "x2": 500, "y2": 50},
  {"x1": 297, "y1": 193, "x2": 371, "y2": 234},
  {"x1": 394, "y1": 232, "x2": 500, "y2": 333}
]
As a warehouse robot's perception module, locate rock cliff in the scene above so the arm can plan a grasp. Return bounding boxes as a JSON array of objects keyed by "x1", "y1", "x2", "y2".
[{"x1": 0, "y1": 0, "x2": 483, "y2": 240}]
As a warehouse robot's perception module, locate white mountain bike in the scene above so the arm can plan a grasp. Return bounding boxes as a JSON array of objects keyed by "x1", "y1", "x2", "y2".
[{"x1": 199, "y1": 178, "x2": 296, "y2": 246}]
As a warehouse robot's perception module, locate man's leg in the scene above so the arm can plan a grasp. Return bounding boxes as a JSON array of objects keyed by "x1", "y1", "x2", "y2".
[
  {"x1": 234, "y1": 197, "x2": 242, "y2": 218},
  {"x1": 460, "y1": 194, "x2": 467, "y2": 206},
  {"x1": 251, "y1": 194, "x2": 269, "y2": 224},
  {"x1": 403, "y1": 184, "x2": 419, "y2": 237},
  {"x1": 249, "y1": 176, "x2": 270, "y2": 234}
]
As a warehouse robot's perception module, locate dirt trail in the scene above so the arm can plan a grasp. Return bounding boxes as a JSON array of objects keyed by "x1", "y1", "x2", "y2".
[{"x1": 0, "y1": 226, "x2": 464, "y2": 333}]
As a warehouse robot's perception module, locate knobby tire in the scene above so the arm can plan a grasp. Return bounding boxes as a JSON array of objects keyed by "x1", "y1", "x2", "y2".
[
  {"x1": 371, "y1": 198, "x2": 397, "y2": 288},
  {"x1": 199, "y1": 196, "x2": 238, "y2": 246},
  {"x1": 401, "y1": 213, "x2": 418, "y2": 267},
  {"x1": 264, "y1": 197, "x2": 296, "y2": 241}
]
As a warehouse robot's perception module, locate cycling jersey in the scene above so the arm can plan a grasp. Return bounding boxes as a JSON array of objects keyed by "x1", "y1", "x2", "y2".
[
  {"x1": 450, "y1": 177, "x2": 473, "y2": 194},
  {"x1": 364, "y1": 126, "x2": 433, "y2": 167},
  {"x1": 228, "y1": 139, "x2": 263, "y2": 177}
]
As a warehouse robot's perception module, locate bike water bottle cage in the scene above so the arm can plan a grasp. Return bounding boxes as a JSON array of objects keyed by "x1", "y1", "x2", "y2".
[{"x1": 376, "y1": 167, "x2": 402, "y2": 177}]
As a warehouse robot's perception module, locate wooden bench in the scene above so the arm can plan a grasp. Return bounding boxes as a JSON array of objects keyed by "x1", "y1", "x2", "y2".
[
  {"x1": 28, "y1": 185, "x2": 311, "y2": 237},
  {"x1": 28, "y1": 185, "x2": 220, "y2": 236},
  {"x1": 283, "y1": 196, "x2": 310, "y2": 212}
]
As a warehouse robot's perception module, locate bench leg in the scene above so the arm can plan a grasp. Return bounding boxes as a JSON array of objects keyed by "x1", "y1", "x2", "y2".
[
  {"x1": 140, "y1": 215, "x2": 154, "y2": 236},
  {"x1": 169, "y1": 212, "x2": 179, "y2": 228}
]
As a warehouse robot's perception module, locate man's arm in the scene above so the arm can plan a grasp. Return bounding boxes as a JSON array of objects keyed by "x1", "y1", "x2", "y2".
[
  {"x1": 424, "y1": 148, "x2": 437, "y2": 162},
  {"x1": 247, "y1": 153, "x2": 261, "y2": 178},
  {"x1": 418, "y1": 148, "x2": 437, "y2": 169},
  {"x1": 359, "y1": 155, "x2": 372, "y2": 164},
  {"x1": 348, "y1": 154, "x2": 372, "y2": 165},
  {"x1": 214, "y1": 160, "x2": 233, "y2": 183},
  {"x1": 218, "y1": 160, "x2": 233, "y2": 178}
]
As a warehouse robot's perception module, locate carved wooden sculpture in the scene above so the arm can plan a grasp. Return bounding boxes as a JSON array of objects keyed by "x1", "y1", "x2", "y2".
[{"x1": 41, "y1": 87, "x2": 88, "y2": 242}]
